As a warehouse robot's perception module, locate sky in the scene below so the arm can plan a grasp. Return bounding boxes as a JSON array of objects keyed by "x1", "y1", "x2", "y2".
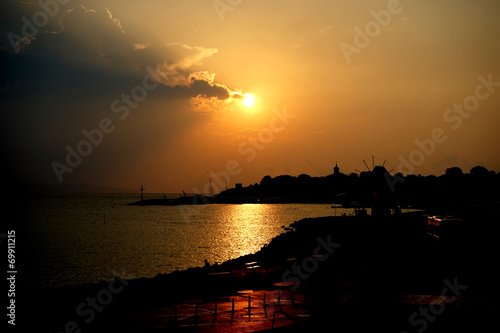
[{"x1": 1, "y1": 0, "x2": 500, "y2": 193}]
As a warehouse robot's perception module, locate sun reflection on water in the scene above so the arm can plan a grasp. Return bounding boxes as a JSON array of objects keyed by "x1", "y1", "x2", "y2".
[
  {"x1": 24, "y1": 194, "x2": 345, "y2": 288},
  {"x1": 220, "y1": 204, "x2": 279, "y2": 258}
]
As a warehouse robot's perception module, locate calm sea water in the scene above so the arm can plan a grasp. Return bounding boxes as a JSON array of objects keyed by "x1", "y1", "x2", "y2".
[{"x1": 19, "y1": 194, "x2": 365, "y2": 288}]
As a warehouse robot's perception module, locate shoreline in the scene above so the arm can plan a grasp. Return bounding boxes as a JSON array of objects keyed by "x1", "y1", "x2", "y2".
[{"x1": 18, "y1": 211, "x2": 499, "y2": 332}]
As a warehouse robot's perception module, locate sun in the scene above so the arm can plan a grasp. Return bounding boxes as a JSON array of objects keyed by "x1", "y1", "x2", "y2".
[{"x1": 242, "y1": 93, "x2": 255, "y2": 107}]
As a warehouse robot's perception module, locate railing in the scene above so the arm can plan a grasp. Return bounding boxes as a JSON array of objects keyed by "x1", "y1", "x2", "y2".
[{"x1": 129, "y1": 288, "x2": 308, "y2": 329}]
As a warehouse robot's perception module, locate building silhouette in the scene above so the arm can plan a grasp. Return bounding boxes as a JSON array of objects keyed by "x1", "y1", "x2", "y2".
[{"x1": 334, "y1": 162, "x2": 340, "y2": 176}]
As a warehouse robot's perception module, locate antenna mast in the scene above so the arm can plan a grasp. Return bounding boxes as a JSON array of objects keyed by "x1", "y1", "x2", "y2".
[
  {"x1": 139, "y1": 185, "x2": 145, "y2": 201},
  {"x1": 209, "y1": 178, "x2": 214, "y2": 196}
]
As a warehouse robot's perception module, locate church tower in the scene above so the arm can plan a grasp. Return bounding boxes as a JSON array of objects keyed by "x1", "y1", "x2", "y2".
[{"x1": 334, "y1": 162, "x2": 339, "y2": 175}]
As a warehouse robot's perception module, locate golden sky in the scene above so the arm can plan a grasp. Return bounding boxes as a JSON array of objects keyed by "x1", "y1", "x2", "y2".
[{"x1": 1, "y1": 0, "x2": 499, "y2": 192}]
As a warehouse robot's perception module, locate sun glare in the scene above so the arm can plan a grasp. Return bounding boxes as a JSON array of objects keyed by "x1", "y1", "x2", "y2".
[{"x1": 242, "y1": 93, "x2": 255, "y2": 107}]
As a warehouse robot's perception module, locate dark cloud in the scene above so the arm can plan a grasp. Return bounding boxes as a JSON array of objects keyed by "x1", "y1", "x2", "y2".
[
  {"x1": 0, "y1": 5, "x2": 233, "y2": 102},
  {"x1": 190, "y1": 79, "x2": 230, "y2": 100},
  {"x1": 0, "y1": 3, "x2": 241, "y2": 184}
]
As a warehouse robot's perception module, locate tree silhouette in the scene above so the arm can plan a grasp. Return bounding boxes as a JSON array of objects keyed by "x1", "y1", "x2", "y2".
[
  {"x1": 445, "y1": 167, "x2": 463, "y2": 176},
  {"x1": 470, "y1": 165, "x2": 489, "y2": 177}
]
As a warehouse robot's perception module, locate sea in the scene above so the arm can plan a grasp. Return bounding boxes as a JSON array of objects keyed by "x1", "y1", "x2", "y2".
[{"x1": 17, "y1": 193, "x2": 368, "y2": 289}]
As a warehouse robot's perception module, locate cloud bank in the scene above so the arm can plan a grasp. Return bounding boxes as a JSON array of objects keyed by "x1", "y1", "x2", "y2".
[{"x1": 1, "y1": 4, "x2": 241, "y2": 108}]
